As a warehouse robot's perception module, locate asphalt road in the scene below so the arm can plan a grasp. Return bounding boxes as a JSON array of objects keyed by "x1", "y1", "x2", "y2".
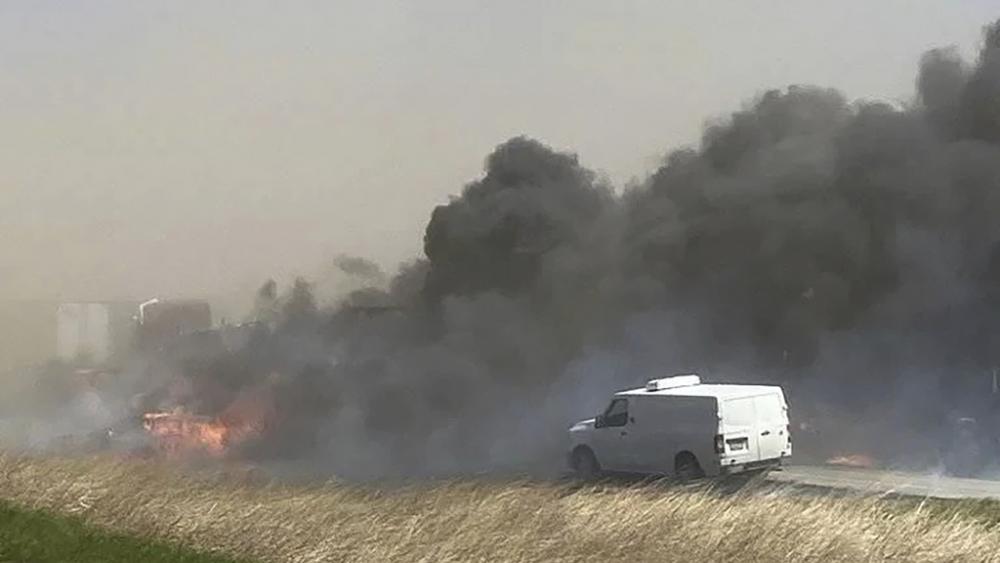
[{"x1": 770, "y1": 464, "x2": 1000, "y2": 500}]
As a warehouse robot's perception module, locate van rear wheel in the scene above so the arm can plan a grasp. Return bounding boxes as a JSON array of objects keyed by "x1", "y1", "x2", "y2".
[
  {"x1": 571, "y1": 448, "x2": 601, "y2": 480},
  {"x1": 674, "y1": 452, "x2": 704, "y2": 481}
]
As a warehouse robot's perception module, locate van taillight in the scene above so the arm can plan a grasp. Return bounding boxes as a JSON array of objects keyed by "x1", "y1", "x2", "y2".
[{"x1": 714, "y1": 434, "x2": 725, "y2": 454}]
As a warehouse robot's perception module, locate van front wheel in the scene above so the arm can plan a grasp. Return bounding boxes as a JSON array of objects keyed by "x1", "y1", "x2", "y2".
[
  {"x1": 674, "y1": 452, "x2": 704, "y2": 481},
  {"x1": 571, "y1": 447, "x2": 601, "y2": 480}
]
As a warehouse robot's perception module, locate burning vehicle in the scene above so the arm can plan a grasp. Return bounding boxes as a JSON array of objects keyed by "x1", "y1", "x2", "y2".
[
  {"x1": 142, "y1": 412, "x2": 243, "y2": 459},
  {"x1": 139, "y1": 377, "x2": 278, "y2": 460},
  {"x1": 141, "y1": 412, "x2": 232, "y2": 458},
  {"x1": 16, "y1": 298, "x2": 276, "y2": 460}
]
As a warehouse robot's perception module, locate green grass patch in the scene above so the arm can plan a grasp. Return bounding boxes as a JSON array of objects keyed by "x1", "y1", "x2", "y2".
[{"x1": 0, "y1": 500, "x2": 252, "y2": 563}]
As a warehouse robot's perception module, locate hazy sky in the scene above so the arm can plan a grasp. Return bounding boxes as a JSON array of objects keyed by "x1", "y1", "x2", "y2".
[{"x1": 2, "y1": 1, "x2": 997, "y2": 311}]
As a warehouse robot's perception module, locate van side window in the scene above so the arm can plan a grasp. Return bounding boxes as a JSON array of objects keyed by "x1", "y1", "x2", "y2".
[{"x1": 603, "y1": 398, "x2": 629, "y2": 427}]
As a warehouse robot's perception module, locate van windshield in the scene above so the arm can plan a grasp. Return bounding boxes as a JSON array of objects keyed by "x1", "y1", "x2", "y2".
[{"x1": 603, "y1": 398, "x2": 628, "y2": 427}]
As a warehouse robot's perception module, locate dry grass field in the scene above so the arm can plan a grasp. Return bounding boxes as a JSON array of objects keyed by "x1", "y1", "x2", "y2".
[{"x1": 2, "y1": 454, "x2": 1000, "y2": 563}]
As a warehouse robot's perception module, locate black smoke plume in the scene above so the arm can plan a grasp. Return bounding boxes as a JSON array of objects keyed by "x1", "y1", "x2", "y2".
[{"x1": 133, "y1": 20, "x2": 1000, "y2": 476}]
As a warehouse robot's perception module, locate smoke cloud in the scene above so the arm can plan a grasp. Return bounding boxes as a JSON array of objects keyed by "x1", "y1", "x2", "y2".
[
  {"x1": 10, "y1": 19, "x2": 1000, "y2": 478},
  {"x1": 195, "y1": 19, "x2": 1000, "y2": 476}
]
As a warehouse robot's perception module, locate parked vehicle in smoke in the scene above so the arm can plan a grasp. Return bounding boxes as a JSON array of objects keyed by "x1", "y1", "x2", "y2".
[
  {"x1": 568, "y1": 375, "x2": 792, "y2": 479},
  {"x1": 940, "y1": 417, "x2": 992, "y2": 477},
  {"x1": 937, "y1": 371, "x2": 1000, "y2": 478}
]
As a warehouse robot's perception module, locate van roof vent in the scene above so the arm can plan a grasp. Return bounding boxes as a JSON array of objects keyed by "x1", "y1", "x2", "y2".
[{"x1": 646, "y1": 374, "x2": 701, "y2": 392}]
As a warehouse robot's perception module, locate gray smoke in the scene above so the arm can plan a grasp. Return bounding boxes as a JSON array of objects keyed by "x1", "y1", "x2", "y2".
[{"x1": 31, "y1": 19, "x2": 1000, "y2": 477}]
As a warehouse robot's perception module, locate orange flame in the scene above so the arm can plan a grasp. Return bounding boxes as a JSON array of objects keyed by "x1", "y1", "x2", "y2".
[
  {"x1": 825, "y1": 453, "x2": 876, "y2": 468},
  {"x1": 142, "y1": 383, "x2": 277, "y2": 459},
  {"x1": 142, "y1": 411, "x2": 233, "y2": 458}
]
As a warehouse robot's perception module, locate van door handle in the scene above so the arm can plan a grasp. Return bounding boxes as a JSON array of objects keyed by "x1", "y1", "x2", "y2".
[
  {"x1": 761, "y1": 431, "x2": 771, "y2": 436},
  {"x1": 620, "y1": 431, "x2": 628, "y2": 436}
]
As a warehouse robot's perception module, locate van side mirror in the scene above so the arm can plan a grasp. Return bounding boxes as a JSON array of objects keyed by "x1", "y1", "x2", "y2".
[{"x1": 594, "y1": 414, "x2": 605, "y2": 429}]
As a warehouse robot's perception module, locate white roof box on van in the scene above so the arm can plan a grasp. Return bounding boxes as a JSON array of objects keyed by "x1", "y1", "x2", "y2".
[{"x1": 646, "y1": 374, "x2": 701, "y2": 392}]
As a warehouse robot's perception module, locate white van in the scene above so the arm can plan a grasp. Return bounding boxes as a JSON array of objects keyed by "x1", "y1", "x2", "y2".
[{"x1": 568, "y1": 375, "x2": 791, "y2": 479}]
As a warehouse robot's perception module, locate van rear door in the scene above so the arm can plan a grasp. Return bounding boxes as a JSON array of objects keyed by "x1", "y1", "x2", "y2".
[
  {"x1": 754, "y1": 392, "x2": 788, "y2": 461},
  {"x1": 721, "y1": 396, "x2": 760, "y2": 463}
]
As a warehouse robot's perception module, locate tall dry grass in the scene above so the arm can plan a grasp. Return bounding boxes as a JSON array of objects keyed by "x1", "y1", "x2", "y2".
[{"x1": 1, "y1": 454, "x2": 999, "y2": 562}]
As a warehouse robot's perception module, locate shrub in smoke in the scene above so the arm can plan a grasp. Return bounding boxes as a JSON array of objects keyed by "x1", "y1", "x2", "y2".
[
  {"x1": 252, "y1": 279, "x2": 279, "y2": 326},
  {"x1": 918, "y1": 47, "x2": 969, "y2": 136},
  {"x1": 281, "y1": 278, "x2": 319, "y2": 326}
]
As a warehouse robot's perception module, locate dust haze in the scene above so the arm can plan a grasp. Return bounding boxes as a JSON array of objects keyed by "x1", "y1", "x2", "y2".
[
  {"x1": 4, "y1": 5, "x2": 1000, "y2": 479},
  {"x1": 2, "y1": 2, "x2": 995, "y2": 309}
]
